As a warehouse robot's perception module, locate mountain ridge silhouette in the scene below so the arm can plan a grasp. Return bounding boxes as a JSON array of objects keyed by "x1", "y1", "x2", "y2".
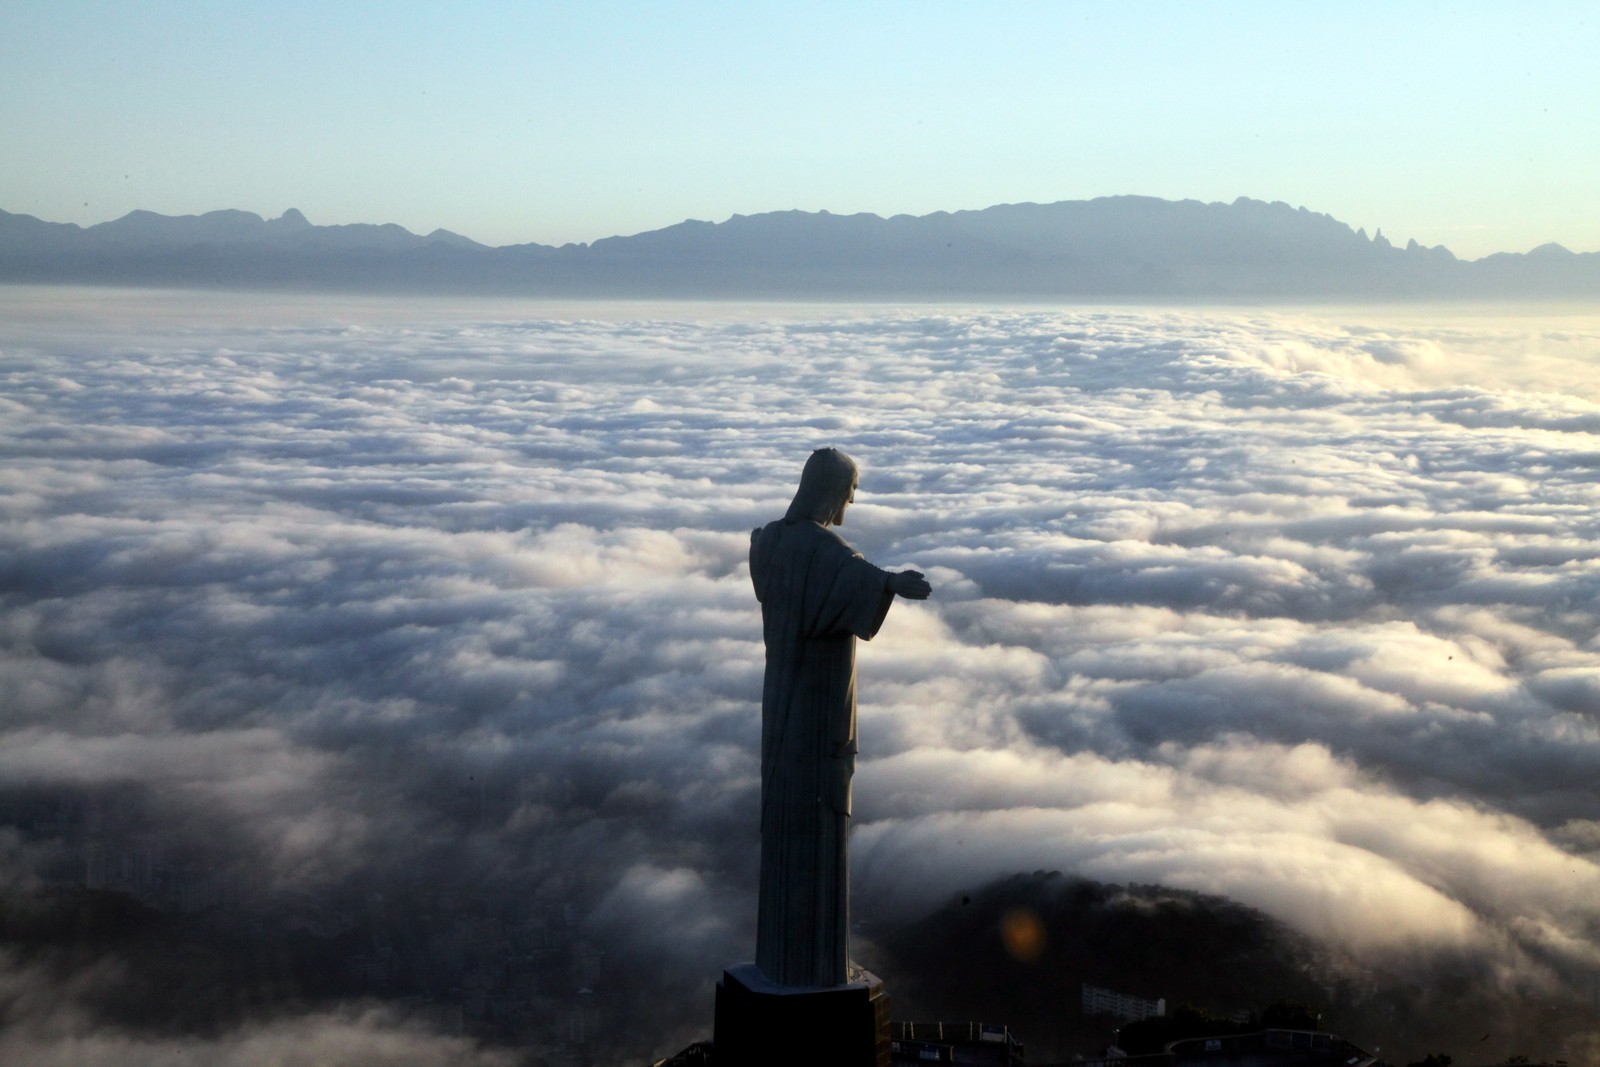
[{"x1": 3, "y1": 196, "x2": 1595, "y2": 299}]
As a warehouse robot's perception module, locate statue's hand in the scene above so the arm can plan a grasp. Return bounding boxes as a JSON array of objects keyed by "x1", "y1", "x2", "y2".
[{"x1": 889, "y1": 570, "x2": 932, "y2": 600}]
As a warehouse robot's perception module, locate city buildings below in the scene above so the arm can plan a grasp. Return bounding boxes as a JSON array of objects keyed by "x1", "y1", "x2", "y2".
[
  {"x1": 83, "y1": 842, "x2": 238, "y2": 914},
  {"x1": 1072, "y1": 1029, "x2": 1378, "y2": 1067},
  {"x1": 1165, "y1": 1028, "x2": 1377, "y2": 1067},
  {"x1": 650, "y1": 1020, "x2": 1025, "y2": 1066},
  {"x1": 650, "y1": 1024, "x2": 1387, "y2": 1067},
  {"x1": 1082, "y1": 983, "x2": 1168, "y2": 1023},
  {"x1": 892, "y1": 1021, "x2": 1026, "y2": 1067}
]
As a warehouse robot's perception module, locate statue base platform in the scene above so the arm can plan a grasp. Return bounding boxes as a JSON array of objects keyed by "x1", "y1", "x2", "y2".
[{"x1": 713, "y1": 963, "x2": 890, "y2": 1067}]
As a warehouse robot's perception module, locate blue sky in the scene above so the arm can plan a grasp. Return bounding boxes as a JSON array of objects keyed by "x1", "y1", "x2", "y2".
[{"x1": 4, "y1": 1, "x2": 1597, "y2": 258}]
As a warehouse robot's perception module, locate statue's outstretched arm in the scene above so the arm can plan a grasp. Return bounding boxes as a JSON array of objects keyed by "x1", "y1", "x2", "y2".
[{"x1": 886, "y1": 570, "x2": 931, "y2": 600}]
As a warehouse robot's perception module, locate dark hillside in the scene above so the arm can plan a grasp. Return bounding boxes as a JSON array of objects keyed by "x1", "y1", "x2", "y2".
[
  {"x1": 863, "y1": 871, "x2": 1594, "y2": 1065},
  {"x1": 863, "y1": 871, "x2": 1327, "y2": 1060}
]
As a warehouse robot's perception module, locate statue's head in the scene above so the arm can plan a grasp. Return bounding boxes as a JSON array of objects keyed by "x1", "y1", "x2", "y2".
[{"x1": 785, "y1": 447, "x2": 859, "y2": 526}]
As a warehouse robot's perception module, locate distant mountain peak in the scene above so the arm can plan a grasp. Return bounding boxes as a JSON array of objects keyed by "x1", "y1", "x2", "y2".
[
  {"x1": 422, "y1": 227, "x2": 484, "y2": 249},
  {"x1": 273, "y1": 208, "x2": 311, "y2": 228}
]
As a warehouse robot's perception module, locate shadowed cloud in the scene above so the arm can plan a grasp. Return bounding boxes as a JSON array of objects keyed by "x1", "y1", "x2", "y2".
[{"x1": 2, "y1": 289, "x2": 1598, "y2": 1062}]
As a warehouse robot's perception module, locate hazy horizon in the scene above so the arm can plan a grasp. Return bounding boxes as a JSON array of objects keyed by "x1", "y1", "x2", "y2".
[
  {"x1": 10, "y1": 195, "x2": 1600, "y2": 305},
  {"x1": 6, "y1": 196, "x2": 1598, "y2": 260}
]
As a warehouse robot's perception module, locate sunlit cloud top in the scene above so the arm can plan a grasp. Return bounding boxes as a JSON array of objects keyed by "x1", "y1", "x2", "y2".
[{"x1": 3, "y1": 290, "x2": 1600, "y2": 1061}]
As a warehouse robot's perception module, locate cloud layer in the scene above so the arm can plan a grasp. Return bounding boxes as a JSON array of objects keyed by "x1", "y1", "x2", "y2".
[{"x1": 2, "y1": 289, "x2": 1599, "y2": 1061}]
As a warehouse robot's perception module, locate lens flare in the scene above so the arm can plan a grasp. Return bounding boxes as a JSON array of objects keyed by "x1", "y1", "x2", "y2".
[{"x1": 1001, "y1": 907, "x2": 1047, "y2": 962}]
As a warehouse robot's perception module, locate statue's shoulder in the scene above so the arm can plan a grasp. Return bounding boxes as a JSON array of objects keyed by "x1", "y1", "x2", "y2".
[
  {"x1": 814, "y1": 524, "x2": 855, "y2": 553},
  {"x1": 751, "y1": 519, "x2": 851, "y2": 558},
  {"x1": 751, "y1": 519, "x2": 785, "y2": 551},
  {"x1": 797, "y1": 521, "x2": 861, "y2": 563},
  {"x1": 749, "y1": 520, "x2": 786, "y2": 575}
]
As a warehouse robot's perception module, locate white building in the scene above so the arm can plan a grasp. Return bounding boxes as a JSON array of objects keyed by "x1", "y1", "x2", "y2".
[{"x1": 1082, "y1": 983, "x2": 1166, "y2": 1022}]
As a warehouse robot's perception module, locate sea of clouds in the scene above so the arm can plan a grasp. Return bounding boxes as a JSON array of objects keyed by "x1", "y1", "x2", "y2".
[{"x1": 2, "y1": 288, "x2": 1598, "y2": 1063}]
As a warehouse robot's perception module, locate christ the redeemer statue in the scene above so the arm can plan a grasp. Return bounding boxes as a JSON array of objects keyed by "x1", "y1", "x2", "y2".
[{"x1": 748, "y1": 447, "x2": 930, "y2": 988}]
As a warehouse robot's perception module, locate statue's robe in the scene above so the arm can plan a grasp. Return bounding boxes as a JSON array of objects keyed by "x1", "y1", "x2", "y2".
[{"x1": 749, "y1": 517, "x2": 893, "y2": 988}]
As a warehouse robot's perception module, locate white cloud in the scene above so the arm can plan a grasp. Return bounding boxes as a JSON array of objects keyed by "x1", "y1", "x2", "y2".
[
  {"x1": 0, "y1": 994, "x2": 519, "y2": 1067},
  {"x1": 3, "y1": 289, "x2": 1599, "y2": 1056}
]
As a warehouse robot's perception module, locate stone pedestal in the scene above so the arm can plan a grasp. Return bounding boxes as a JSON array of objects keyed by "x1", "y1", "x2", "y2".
[{"x1": 713, "y1": 963, "x2": 890, "y2": 1067}]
